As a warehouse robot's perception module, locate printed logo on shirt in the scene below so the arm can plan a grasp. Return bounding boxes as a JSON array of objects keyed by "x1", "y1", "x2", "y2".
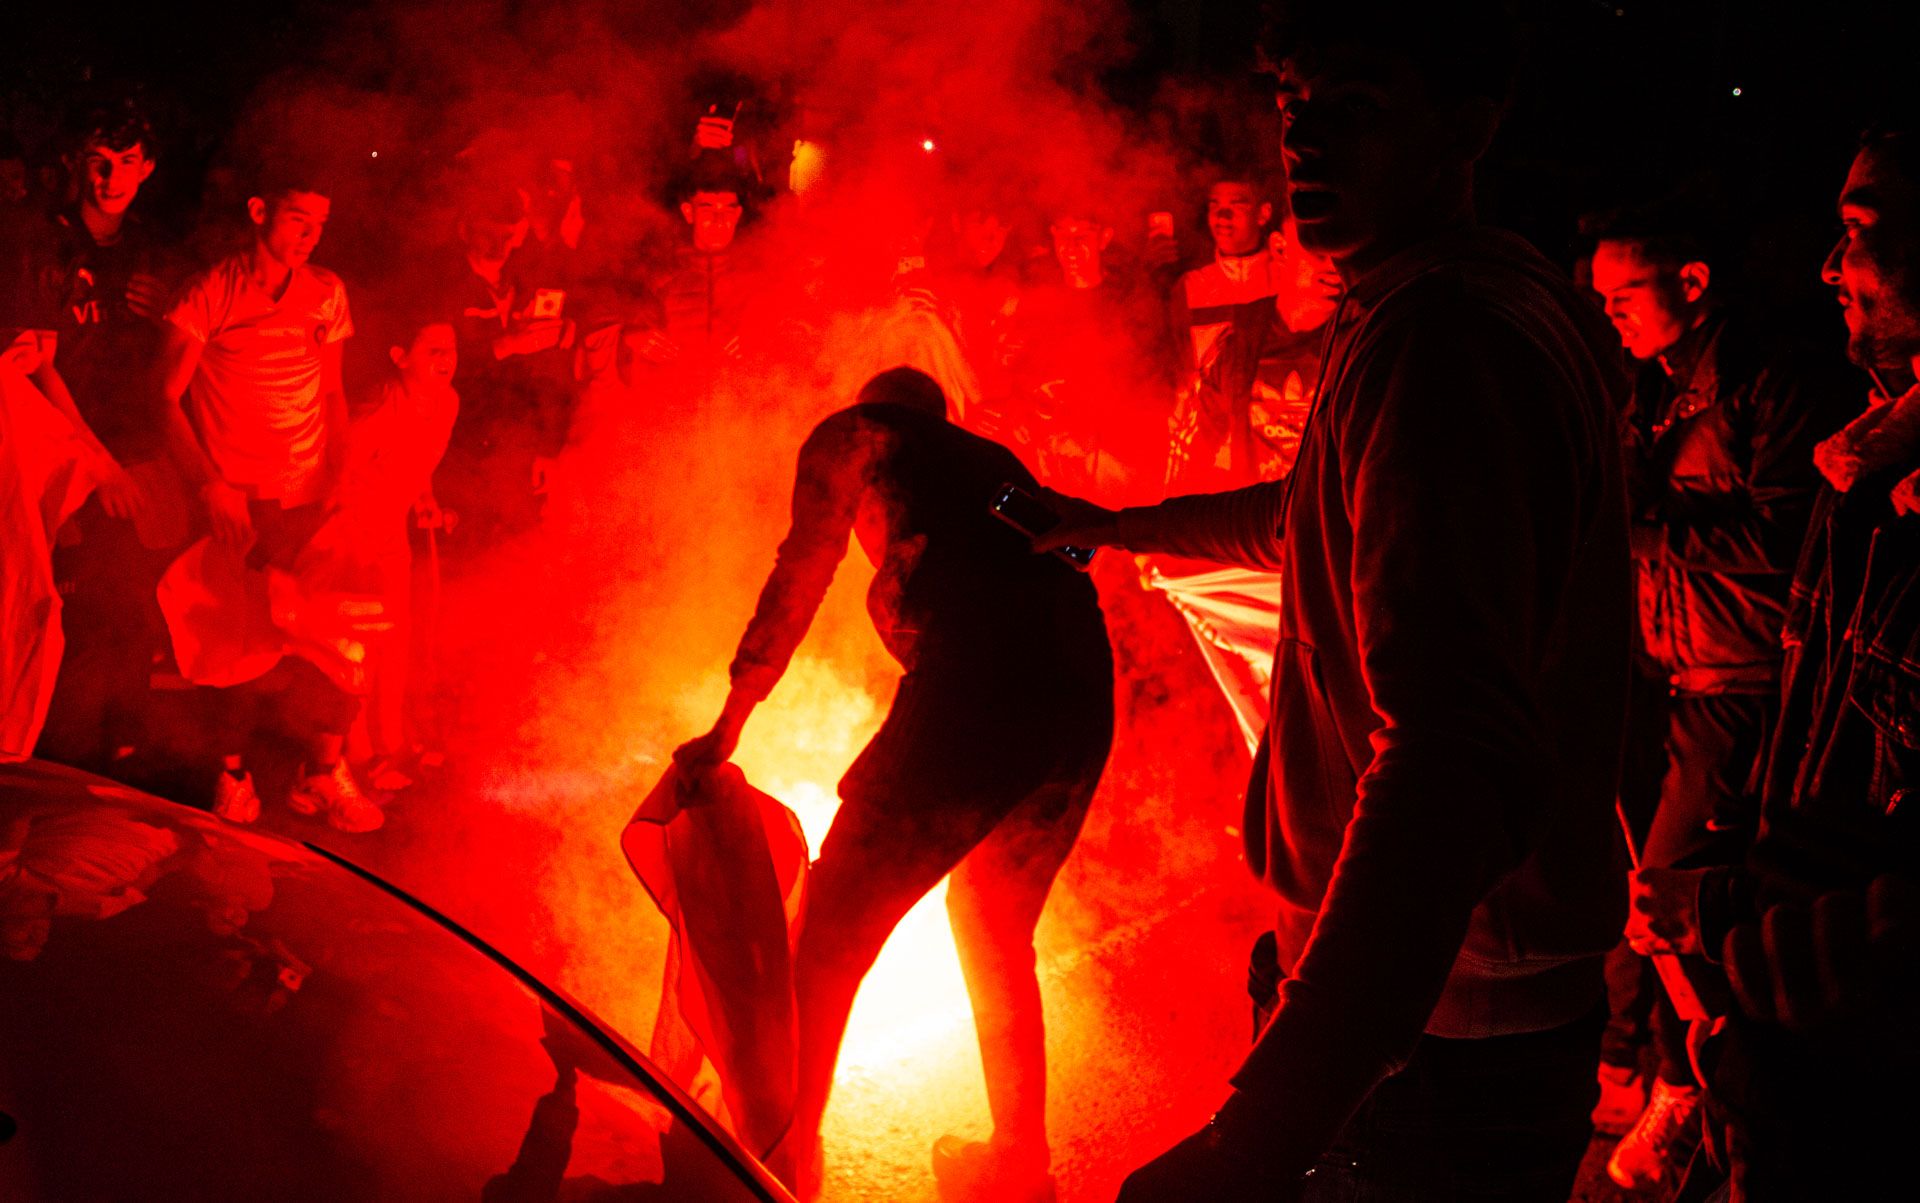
[{"x1": 58, "y1": 266, "x2": 103, "y2": 326}]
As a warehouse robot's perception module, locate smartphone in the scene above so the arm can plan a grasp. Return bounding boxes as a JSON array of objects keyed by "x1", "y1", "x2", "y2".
[
  {"x1": 990, "y1": 482, "x2": 1096, "y2": 571},
  {"x1": 1148, "y1": 211, "x2": 1175, "y2": 240},
  {"x1": 530, "y1": 288, "x2": 566, "y2": 320}
]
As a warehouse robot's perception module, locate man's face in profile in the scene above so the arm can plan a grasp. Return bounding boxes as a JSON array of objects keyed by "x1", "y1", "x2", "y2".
[
  {"x1": 1825, "y1": 144, "x2": 1920, "y2": 372},
  {"x1": 1278, "y1": 46, "x2": 1459, "y2": 271},
  {"x1": 462, "y1": 215, "x2": 527, "y2": 270},
  {"x1": 252, "y1": 190, "x2": 330, "y2": 269}
]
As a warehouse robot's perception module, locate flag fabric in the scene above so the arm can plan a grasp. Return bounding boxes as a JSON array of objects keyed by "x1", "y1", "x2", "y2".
[
  {"x1": 1139, "y1": 554, "x2": 1281, "y2": 755},
  {"x1": 621, "y1": 763, "x2": 808, "y2": 1158},
  {"x1": 0, "y1": 363, "x2": 98, "y2": 760}
]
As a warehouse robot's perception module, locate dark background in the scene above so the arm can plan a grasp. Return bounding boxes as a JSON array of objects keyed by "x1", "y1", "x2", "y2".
[{"x1": 5, "y1": 0, "x2": 1917, "y2": 323}]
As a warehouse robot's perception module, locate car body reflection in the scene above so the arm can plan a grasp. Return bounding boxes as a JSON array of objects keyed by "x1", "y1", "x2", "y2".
[{"x1": 0, "y1": 759, "x2": 791, "y2": 1202}]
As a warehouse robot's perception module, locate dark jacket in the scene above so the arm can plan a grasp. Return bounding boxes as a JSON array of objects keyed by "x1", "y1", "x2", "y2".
[
  {"x1": 1700, "y1": 409, "x2": 1920, "y2": 1202},
  {"x1": 437, "y1": 247, "x2": 573, "y2": 457},
  {"x1": 1116, "y1": 225, "x2": 1631, "y2": 1170},
  {"x1": 1740, "y1": 446, "x2": 1920, "y2": 911},
  {"x1": 729, "y1": 401, "x2": 1107, "y2": 699},
  {"x1": 1628, "y1": 311, "x2": 1853, "y2": 695},
  {"x1": 660, "y1": 244, "x2": 753, "y2": 358}
]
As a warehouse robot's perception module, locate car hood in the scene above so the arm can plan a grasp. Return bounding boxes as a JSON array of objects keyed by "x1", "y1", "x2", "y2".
[{"x1": 0, "y1": 759, "x2": 788, "y2": 1202}]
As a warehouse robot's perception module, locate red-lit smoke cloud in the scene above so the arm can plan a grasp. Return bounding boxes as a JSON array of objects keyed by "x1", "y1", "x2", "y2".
[{"x1": 209, "y1": 2, "x2": 1274, "y2": 1196}]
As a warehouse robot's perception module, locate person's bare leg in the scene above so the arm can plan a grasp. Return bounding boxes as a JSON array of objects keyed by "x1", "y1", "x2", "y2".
[
  {"x1": 944, "y1": 780, "x2": 1093, "y2": 1173},
  {"x1": 779, "y1": 801, "x2": 998, "y2": 1196},
  {"x1": 309, "y1": 731, "x2": 344, "y2": 769}
]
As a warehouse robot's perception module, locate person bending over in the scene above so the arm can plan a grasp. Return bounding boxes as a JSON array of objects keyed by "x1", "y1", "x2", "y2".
[{"x1": 675, "y1": 367, "x2": 1113, "y2": 1203}]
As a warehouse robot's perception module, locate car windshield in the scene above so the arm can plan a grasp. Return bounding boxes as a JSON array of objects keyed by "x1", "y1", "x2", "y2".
[{"x1": 0, "y1": 764, "x2": 776, "y2": 1202}]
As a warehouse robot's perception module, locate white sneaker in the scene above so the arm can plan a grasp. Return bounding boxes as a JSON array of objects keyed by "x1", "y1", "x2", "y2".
[
  {"x1": 1592, "y1": 1062, "x2": 1648, "y2": 1137},
  {"x1": 211, "y1": 769, "x2": 261, "y2": 824},
  {"x1": 289, "y1": 761, "x2": 384, "y2": 833},
  {"x1": 1607, "y1": 1077, "x2": 1702, "y2": 1190}
]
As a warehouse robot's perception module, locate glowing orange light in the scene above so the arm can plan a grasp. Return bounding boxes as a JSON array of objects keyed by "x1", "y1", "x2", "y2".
[
  {"x1": 921, "y1": 139, "x2": 936, "y2": 153},
  {"x1": 728, "y1": 659, "x2": 978, "y2": 1075},
  {"x1": 790, "y1": 139, "x2": 828, "y2": 195}
]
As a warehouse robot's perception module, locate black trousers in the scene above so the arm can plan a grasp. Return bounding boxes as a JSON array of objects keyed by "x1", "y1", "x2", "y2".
[
  {"x1": 1604, "y1": 691, "x2": 1770, "y2": 1085},
  {"x1": 785, "y1": 650, "x2": 1113, "y2": 1161},
  {"x1": 35, "y1": 500, "x2": 171, "y2": 772},
  {"x1": 1297, "y1": 1007, "x2": 1606, "y2": 1203}
]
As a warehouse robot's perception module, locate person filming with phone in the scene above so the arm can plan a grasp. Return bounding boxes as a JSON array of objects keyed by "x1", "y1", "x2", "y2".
[{"x1": 674, "y1": 366, "x2": 1113, "y2": 1203}]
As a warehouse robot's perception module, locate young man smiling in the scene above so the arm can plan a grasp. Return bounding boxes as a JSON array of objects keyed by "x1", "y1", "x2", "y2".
[{"x1": 21, "y1": 97, "x2": 180, "y2": 773}]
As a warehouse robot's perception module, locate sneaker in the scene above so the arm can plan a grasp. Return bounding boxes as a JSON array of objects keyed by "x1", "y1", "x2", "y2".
[
  {"x1": 1607, "y1": 1078, "x2": 1702, "y2": 1190},
  {"x1": 211, "y1": 769, "x2": 261, "y2": 824},
  {"x1": 289, "y1": 761, "x2": 385, "y2": 833},
  {"x1": 1592, "y1": 1061, "x2": 1648, "y2": 1137},
  {"x1": 363, "y1": 755, "x2": 416, "y2": 793},
  {"x1": 931, "y1": 1135, "x2": 1055, "y2": 1203}
]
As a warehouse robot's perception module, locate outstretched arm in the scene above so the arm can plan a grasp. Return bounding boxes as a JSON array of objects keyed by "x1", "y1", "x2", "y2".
[
  {"x1": 675, "y1": 414, "x2": 878, "y2": 774},
  {"x1": 1034, "y1": 478, "x2": 1290, "y2": 571}
]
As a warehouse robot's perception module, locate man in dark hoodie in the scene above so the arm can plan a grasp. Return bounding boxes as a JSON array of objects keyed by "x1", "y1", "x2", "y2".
[{"x1": 1042, "y1": 3, "x2": 1632, "y2": 1198}]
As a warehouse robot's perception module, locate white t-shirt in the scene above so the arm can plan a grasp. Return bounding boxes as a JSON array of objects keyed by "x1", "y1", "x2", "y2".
[{"x1": 167, "y1": 254, "x2": 352, "y2": 505}]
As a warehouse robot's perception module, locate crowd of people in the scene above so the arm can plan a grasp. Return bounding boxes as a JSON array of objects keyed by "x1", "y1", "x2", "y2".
[
  {"x1": 3, "y1": 1, "x2": 1917, "y2": 1201},
  {"x1": 0, "y1": 84, "x2": 1335, "y2": 828}
]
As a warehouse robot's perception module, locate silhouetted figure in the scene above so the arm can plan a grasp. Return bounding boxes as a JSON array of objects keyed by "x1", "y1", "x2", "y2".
[
  {"x1": 1044, "y1": 4, "x2": 1632, "y2": 1199},
  {"x1": 676, "y1": 367, "x2": 1112, "y2": 1202}
]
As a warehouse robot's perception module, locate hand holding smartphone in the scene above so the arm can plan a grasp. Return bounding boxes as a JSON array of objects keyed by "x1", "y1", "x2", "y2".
[{"x1": 990, "y1": 482, "x2": 1097, "y2": 570}]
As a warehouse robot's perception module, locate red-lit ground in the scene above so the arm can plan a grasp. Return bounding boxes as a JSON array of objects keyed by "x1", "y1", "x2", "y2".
[
  {"x1": 256, "y1": 524, "x2": 1274, "y2": 1201},
  {"x1": 177, "y1": 353, "x2": 1685, "y2": 1199}
]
